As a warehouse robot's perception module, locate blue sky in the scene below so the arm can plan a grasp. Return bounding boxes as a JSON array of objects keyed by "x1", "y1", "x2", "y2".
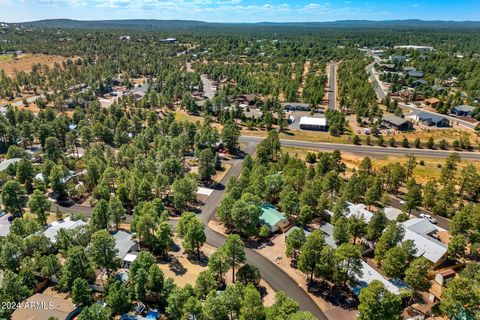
[{"x1": 1, "y1": 0, "x2": 480, "y2": 23}]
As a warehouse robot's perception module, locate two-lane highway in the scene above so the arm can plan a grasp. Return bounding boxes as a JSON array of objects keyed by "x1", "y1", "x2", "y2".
[{"x1": 240, "y1": 135, "x2": 480, "y2": 160}]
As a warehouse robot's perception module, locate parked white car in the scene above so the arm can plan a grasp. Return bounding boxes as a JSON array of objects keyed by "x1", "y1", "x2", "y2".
[{"x1": 420, "y1": 213, "x2": 437, "y2": 224}]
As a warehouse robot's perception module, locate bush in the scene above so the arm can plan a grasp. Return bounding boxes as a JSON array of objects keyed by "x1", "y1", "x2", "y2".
[
  {"x1": 259, "y1": 225, "x2": 270, "y2": 238},
  {"x1": 419, "y1": 160, "x2": 425, "y2": 166}
]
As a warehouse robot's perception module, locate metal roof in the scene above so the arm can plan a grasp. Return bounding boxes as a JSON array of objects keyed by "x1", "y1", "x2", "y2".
[
  {"x1": 0, "y1": 158, "x2": 21, "y2": 171},
  {"x1": 383, "y1": 114, "x2": 410, "y2": 127},
  {"x1": 113, "y1": 230, "x2": 136, "y2": 259},
  {"x1": 44, "y1": 218, "x2": 87, "y2": 242},
  {"x1": 260, "y1": 204, "x2": 287, "y2": 227},
  {"x1": 401, "y1": 218, "x2": 447, "y2": 264},
  {"x1": 299, "y1": 116, "x2": 327, "y2": 127},
  {"x1": 453, "y1": 105, "x2": 475, "y2": 112}
]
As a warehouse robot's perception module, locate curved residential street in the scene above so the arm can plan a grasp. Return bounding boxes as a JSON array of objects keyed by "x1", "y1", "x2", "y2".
[{"x1": 49, "y1": 137, "x2": 466, "y2": 320}]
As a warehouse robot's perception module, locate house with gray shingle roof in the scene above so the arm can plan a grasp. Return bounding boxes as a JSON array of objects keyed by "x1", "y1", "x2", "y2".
[{"x1": 452, "y1": 105, "x2": 475, "y2": 117}]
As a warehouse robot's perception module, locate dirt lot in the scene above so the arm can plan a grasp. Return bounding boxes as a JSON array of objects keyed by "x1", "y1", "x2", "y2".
[
  {"x1": 0, "y1": 54, "x2": 70, "y2": 77},
  {"x1": 159, "y1": 236, "x2": 275, "y2": 306}
]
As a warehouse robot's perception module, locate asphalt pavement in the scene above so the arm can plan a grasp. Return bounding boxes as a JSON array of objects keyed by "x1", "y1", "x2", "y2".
[
  {"x1": 240, "y1": 135, "x2": 480, "y2": 160},
  {"x1": 327, "y1": 62, "x2": 337, "y2": 110}
]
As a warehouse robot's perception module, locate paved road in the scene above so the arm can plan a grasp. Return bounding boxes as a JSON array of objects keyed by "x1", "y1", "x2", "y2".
[
  {"x1": 240, "y1": 135, "x2": 480, "y2": 160},
  {"x1": 327, "y1": 62, "x2": 337, "y2": 110},
  {"x1": 51, "y1": 142, "x2": 328, "y2": 319},
  {"x1": 196, "y1": 143, "x2": 328, "y2": 320},
  {"x1": 200, "y1": 75, "x2": 215, "y2": 99}
]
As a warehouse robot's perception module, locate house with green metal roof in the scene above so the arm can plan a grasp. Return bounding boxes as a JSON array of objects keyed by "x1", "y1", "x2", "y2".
[{"x1": 260, "y1": 204, "x2": 289, "y2": 233}]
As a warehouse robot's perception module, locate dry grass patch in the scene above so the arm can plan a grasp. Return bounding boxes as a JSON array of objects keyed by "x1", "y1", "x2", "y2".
[
  {"x1": 0, "y1": 54, "x2": 70, "y2": 77},
  {"x1": 282, "y1": 146, "x2": 480, "y2": 184}
]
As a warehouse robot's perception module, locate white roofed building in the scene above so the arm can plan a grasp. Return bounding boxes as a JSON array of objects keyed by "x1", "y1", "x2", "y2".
[
  {"x1": 44, "y1": 217, "x2": 87, "y2": 243},
  {"x1": 298, "y1": 116, "x2": 327, "y2": 131},
  {"x1": 345, "y1": 203, "x2": 373, "y2": 223},
  {"x1": 401, "y1": 218, "x2": 448, "y2": 267}
]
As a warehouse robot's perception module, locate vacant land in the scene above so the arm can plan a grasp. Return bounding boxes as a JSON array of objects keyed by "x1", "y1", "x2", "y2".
[
  {"x1": 282, "y1": 146, "x2": 480, "y2": 183},
  {"x1": 0, "y1": 54, "x2": 68, "y2": 77}
]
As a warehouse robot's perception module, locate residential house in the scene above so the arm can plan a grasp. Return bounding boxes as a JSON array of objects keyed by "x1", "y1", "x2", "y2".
[
  {"x1": 260, "y1": 204, "x2": 289, "y2": 233},
  {"x1": 451, "y1": 105, "x2": 475, "y2": 117},
  {"x1": 285, "y1": 226, "x2": 311, "y2": 239},
  {"x1": 237, "y1": 94, "x2": 258, "y2": 105},
  {"x1": 352, "y1": 261, "x2": 408, "y2": 296},
  {"x1": 44, "y1": 217, "x2": 87, "y2": 243},
  {"x1": 390, "y1": 55, "x2": 407, "y2": 63},
  {"x1": 432, "y1": 85, "x2": 446, "y2": 93},
  {"x1": 378, "y1": 64, "x2": 396, "y2": 72},
  {"x1": 113, "y1": 230, "x2": 139, "y2": 262},
  {"x1": 319, "y1": 222, "x2": 337, "y2": 248},
  {"x1": 402, "y1": 66, "x2": 416, "y2": 73},
  {"x1": 131, "y1": 84, "x2": 149, "y2": 101},
  {"x1": 408, "y1": 70, "x2": 424, "y2": 78},
  {"x1": 411, "y1": 79, "x2": 428, "y2": 88},
  {"x1": 425, "y1": 97, "x2": 440, "y2": 108},
  {"x1": 12, "y1": 293, "x2": 80, "y2": 320},
  {"x1": 401, "y1": 218, "x2": 448, "y2": 268},
  {"x1": 345, "y1": 203, "x2": 373, "y2": 223},
  {"x1": 382, "y1": 114, "x2": 414, "y2": 131},
  {"x1": 298, "y1": 116, "x2": 328, "y2": 131},
  {"x1": 408, "y1": 111, "x2": 450, "y2": 127}
]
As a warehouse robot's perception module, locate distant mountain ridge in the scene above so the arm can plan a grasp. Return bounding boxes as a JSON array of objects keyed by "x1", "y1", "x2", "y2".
[{"x1": 18, "y1": 18, "x2": 480, "y2": 30}]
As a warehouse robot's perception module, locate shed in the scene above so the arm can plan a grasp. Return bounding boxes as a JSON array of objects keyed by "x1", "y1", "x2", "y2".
[
  {"x1": 434, "y1": 269, "x2": 456, "y2": 286},
  {"x1": 260, "y1": 204, "x2": 289, "y2": 233}
]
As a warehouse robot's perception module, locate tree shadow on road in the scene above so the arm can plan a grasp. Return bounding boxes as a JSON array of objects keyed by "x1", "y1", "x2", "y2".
[{"x1": 307, "y1": 280, "x2": 358, "y2": 311}]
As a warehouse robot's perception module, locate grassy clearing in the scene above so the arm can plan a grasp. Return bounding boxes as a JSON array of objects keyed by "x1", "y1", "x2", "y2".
[
  {"x1": 241, "y1": 127, "x2": 353, "y2": 144},
  {"x1": 0, "y1": 54, "x2": 13, "y2": 62},
  {"x1": 282, "y1": 146, "x2": 480, "y2": 184},
  {"x1": 173, "y1": 111, "x2": 204, "y2": 123}
]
